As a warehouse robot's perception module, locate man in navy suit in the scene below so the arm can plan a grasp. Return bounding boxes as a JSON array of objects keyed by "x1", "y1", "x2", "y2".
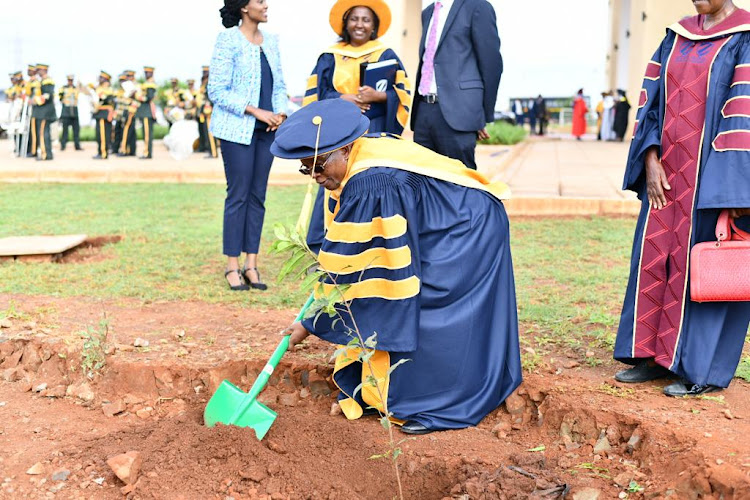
[{"x1": 411, "y1": 0, "x2": 502, "y2": 170}]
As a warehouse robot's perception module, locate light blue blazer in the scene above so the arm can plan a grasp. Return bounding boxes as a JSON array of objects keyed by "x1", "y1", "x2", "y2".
[{"x1": 208, "y1": 27, "x2": 288, "y2": 145}]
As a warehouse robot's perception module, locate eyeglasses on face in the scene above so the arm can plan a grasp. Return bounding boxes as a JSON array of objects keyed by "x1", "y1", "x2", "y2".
[{"x1": 299, "y1": 151, "x2": 335, "y2": 176}]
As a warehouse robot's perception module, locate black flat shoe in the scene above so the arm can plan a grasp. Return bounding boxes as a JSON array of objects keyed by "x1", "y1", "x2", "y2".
[
  {"x1": 225, "y1": 269, "x2": 249, "y2": 291},
  {"x1": 663, "y1": 381, "x2": 721, "y2": 398},
  {"x1": 614, "y1": 361, "x2": 672, "y2": 383},
  {"x1": 400, "y1": 420, "x2": 434, "y2": 435},
  {"x1": 242, "y1": 267, "x2": 268, "y2": 291}
]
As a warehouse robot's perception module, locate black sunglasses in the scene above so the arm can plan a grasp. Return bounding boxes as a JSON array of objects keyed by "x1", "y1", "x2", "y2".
[{"x1": 299, "y1": 151, "x2": 335, "y2": 176}]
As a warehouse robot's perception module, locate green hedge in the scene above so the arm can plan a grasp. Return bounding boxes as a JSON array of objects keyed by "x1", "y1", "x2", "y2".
[
  {"x1": 63, "y1": 124, "x2": 169, "y2": 142},
  {"x1": 479, "y1": 121, "x2": 527, "y2": 146}
]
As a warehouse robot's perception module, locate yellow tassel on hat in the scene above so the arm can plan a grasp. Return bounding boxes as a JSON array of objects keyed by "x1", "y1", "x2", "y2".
[{"x1": 296, "y1": 116, "x2": 324, "y2": 238}]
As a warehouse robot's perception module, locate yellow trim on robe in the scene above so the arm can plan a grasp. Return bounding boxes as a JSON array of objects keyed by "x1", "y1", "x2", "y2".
[
  {"x1": 332, "y1": 47, "x2": 388, "y2": 95},
  {"x1": 325, "y1": 40, "x2": 387, "y2": 59},
  {"x1": 302, "y1": 74, "x2": 319, "y2": 106},
  {"x1": 332, "y1": 347, "x2": 404, "y2": 425},
  {"x1": 318, "y1": 275, "x2": 420, "y2": 301},
  {"x1": 326, "y1": 214, "x2": 407, "y2": 243},
  {"x1": 319, "y1": 245, "x2": 412, "y2": 274},
  {"x1": 344, "y1": 137, "x2": 512, "y2": 201}
]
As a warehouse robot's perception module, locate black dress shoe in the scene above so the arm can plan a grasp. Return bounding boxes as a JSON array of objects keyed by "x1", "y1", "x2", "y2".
[
  {"x1": 614, "y1": 361, "x2": 672, "y2": 383},
  {"x1": 663, "y1": 381, "x2": 721, "y2": 398},
  {"x1": 224, "y1": 269, "x2": 249, "y2": 291},
  {"x1": 92, "y1": 154, "x2": 107, "y2": 160},
  {"x1": 242, "y1": 267, "x2": 268, "y2": 291},
  {"x1": 400, "y1": 420, "x2": 434, "y2": 435}
]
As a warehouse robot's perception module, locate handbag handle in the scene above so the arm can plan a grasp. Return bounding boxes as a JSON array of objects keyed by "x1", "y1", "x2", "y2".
[{"x1": 716, "y1": 210, "x2": 750, "y2": 242}]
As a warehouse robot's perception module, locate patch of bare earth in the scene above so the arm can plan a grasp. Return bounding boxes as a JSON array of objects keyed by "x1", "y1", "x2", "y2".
[{"x1": 1, "y1": 294, "x2": 750, "y2": 499}]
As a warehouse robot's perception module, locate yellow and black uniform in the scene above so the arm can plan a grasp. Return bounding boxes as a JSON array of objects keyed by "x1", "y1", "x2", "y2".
[
  {"x1": 135, "y1": 67, "x2": 157, "y2": 159},
  {"x1": 112, "y1": 75, "x2": 127, "y2": 155},
  {"x1": 163, "y1": 81, "x2": 182, "y2": 126},
  {"x1": 25, "y1": 69, "x2": 40, "y2": 157},
  {"x1": 184, "y1": 81, "x2": 197, "y2": 120},
  {"x1": 119, "y1": 70, "x2": 138, "y2": 156},
  {"x1": 196, "y1": 74, "x2": 218, "y2": 157},
  {"x1": 92, "y1": 73, "x2": 115, "y2": 159},
  {"x1": 31, "y1": 66, "x2": 57, "y2": 161},
  {"x1": 58, "y1": 77, "x2": 81, "y2": 151}
]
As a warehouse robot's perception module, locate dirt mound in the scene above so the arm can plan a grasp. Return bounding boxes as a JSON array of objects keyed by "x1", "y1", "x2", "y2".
[{"x1": 57, "y1": 235, "x2": 123, "y2": 263}]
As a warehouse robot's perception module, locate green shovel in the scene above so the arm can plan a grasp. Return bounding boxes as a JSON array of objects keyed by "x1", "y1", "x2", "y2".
[{"x1": 204, "y1": 294, "x2": 315, "y2": 440}]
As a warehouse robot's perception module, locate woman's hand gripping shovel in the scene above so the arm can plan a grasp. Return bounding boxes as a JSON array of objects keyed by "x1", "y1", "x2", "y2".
[{"x1": 204, "y1": 114, "x2": 324, "y2": 440}]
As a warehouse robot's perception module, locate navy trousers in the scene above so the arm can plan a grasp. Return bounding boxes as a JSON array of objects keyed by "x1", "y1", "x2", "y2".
[
  {"x1": 220, "y1": 130, "x2": 275, "y2": 257},
  {"x1": 413, "y1": 100, "x2": 478, "y2": 170}
]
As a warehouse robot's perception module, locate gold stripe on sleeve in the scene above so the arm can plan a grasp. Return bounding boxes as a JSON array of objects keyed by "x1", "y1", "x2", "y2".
[
  {"x1": 318, "y1": 275, "x2": 420, "y2": 301},
  {"x1": 326, "y1": 215, "x2": 407, "y2": 243},
  {"x1": 319, "y1": 245, "x2": 411, "y2": 274}
]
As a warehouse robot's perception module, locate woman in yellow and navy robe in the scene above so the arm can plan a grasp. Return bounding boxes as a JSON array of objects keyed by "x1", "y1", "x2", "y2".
[
  {"x1": 304, "y1": 0, "x2": 412, "y2": 253},
  {"x1": 272, "y1": 99, "x2": 521, "y2": 434}
]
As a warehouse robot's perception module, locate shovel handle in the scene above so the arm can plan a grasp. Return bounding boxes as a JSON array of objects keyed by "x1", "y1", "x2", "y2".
[{"x1": 229, "y1": 294, "x2": 315, "y2": 424}]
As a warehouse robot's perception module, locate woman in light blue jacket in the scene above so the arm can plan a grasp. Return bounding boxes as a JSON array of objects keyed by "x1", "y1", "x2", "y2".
[{"x1": 209, "y1": 0, "x2": 287, "y2": 291}]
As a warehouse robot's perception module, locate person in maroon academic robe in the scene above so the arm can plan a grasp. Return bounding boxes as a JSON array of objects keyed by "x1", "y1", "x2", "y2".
[{"x1": 613, "y1": 0, "x2": 750, "y2": 397}]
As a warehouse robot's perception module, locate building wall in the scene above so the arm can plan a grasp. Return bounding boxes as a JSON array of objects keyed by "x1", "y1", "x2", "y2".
[{"x1": 607, "y1": 0, "x2": 750, "y2": 136}]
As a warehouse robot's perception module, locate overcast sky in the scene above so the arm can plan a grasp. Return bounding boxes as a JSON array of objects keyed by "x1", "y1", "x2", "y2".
[{"x1": 1, "y1": 0, "x2": 609, "y2": 109}]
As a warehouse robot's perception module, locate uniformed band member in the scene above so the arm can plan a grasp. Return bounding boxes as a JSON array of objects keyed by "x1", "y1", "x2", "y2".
[
  {"x1": 112, "y1": 74, "x2": 128, "y2": 154},
  {"x1": 164, "y1": 77, "x2": 182, "y2": 126},
  {"x1": 32, "y1": 64, "x2": 57, "y2": 161},
  {"x1": 278, "y1": 99, "x2": 522, "y2": 434},
  {"x1": 119, "y1": 70, "x2": 138, "y2": 156},
  {"x1": 185, "y1": 79, "x2": 197, "y2": 120},
  {"x1": 197, "y1": 65, "x2": 218, "y2": 158},
  {"x1": 58, "y1": 74, "x2": 81, "y2": 151},
  {"x1": 92, "y1": 70, "x2": 115, "y2": 160},
  {"x1": 135, "y1": 66, "x2": 157, "y2": 159},
  {"x1": 25, "y1": 64, "x2": 39, "y2": 157},
  {"x1": 5, "y1": 72, "x2": 23, "y2": 100}
]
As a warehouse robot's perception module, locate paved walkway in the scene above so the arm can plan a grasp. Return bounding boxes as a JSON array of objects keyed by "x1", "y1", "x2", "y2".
[{"x1": 0, "y1": 135, "x2": 640, "y2": 215}]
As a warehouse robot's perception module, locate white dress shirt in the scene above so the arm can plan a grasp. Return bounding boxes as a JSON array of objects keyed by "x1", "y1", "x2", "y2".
[{"x1": 421, "y1": 0, "x2": 454, "y2": 95}]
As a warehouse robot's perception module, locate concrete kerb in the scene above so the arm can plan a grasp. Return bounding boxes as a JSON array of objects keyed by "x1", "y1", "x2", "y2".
[{"x1": 504, "y1": 197, "x2": 640, "y2": 217}]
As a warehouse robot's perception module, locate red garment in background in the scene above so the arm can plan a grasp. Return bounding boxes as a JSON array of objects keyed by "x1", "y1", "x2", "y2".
[{"x1": 572, "y1": 96, "x2": 588, "y2": 138}]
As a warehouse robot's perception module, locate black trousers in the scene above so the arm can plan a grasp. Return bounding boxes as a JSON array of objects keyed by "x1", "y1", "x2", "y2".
[
  {"x1": 538, "y1": 118, "x2": 547, "y2": 136},
  {"x1": 119, "y1": 112, "x2": 137, "y2": 155},
  {"x1": 95, "y1": 118, "x2": 112, "y2": 158},
  {"x1": 413, "y1": 100, "x2": 478, "y2": 170},
  {"x1": 60, "y1": 116, "x2": 80, "y2": 150},
  {"x1": 140, "y1": 116, "x2": 154, "y2": 158},
  {"x1": 36, "y1": 118, "x2": 53, "y2": 160},
  {"x1": 199, "y1": 114, "x2": 218, "y2": 157},
  {"x1": 27, "y1": 117, "x2": 37, "y2": 157},
  {"x1": 113, "y1": 119, "x2": 124, "y2": 153}
]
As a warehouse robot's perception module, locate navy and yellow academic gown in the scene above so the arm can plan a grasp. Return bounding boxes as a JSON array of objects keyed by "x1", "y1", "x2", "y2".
[
  {"x1": 614, "y1": 11, "x2": 750, "y2": 388},
  {"x1": 303, "y1": 40, "x2": 412, "y2": 254},
  {"x1": 302, "y1": 136, "x2": 522, "y2": 430}
]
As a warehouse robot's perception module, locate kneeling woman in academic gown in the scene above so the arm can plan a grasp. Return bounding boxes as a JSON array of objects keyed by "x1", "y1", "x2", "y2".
[{"x1": 274, "y1": 99, "x2": 522, "y2": 435}]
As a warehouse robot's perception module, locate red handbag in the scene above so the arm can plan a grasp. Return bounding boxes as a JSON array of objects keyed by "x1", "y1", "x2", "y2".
[{"x1": 690, "y1": 210, "x2": 750, "y2": 302}]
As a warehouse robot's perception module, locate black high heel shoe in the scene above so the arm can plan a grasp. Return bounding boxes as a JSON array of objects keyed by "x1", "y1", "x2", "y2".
[
  {"x1": 242, "y1": 267, "x2": 268, "y2": 291},
  {"x1": 225, "y1": 269, "x2": 250, "y2": 291}
]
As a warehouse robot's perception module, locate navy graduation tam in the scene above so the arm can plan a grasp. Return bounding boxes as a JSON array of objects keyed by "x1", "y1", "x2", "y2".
[{"x1": 270, "y1": 99, "x2": 370, "y2": 159}]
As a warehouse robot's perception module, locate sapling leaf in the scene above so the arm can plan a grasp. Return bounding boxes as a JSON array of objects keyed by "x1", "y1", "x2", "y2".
[
  {"x1": 353, "y1": 382, "x2": 364, "y2": 398},
  {"x1": 387, "y1": 358, "x2": 411, "y2": 376},
  {"x1": 300, "y1": 270, "x2": 323, "y2": 293},
  {"x1": 364, "y1": 333, "x2": 378, "y2": 349},
  {"x1": 392, "y1": 448, "x2": 402, "y2": 461},
  {"x1": 273, "y1": 224, "x2": 287, "y2": 242},
  {"x1": 361, "y1": 350, "x2": 375, "y2": 363},
  {"x1": 380, "y1": 415, "x2": 390, "y2": 430},
  {"x1": 366, "y1": 374, "x2": 378, "y2": 387},
  {"x1": 527, "y1": 445, "x2": 546, "y2": 452}
]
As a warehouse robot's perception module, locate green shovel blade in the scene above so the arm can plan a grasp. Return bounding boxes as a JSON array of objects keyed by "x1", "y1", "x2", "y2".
[{"x1": 204, "y1": 380, "x2": 277, "y2": 440}]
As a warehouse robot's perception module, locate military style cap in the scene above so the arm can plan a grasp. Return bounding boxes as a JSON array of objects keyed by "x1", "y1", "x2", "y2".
[
  {"x1": 187, "y1": 78, "x2": 195, "y2": 84},
  {"x1": 143, "y1": 66, "x2": 155, "y2": 72},
  {"x1": 125, "y1": 70, "x2": 136, "y2": 77},
  {"x1": 202, "y1": 65, "x2": 210, "y2": 73},
  {"x1": 13, "y1": 71, "x2": 22, "y2": 78},
  {"x1": 66, "y1": 74, "x2": 75, "y2": 79},
  {"x1": 169, "y1": 77, "x2": 178, "y2": 83},
  {"x1": 118, "y1": 74, "x2": 127, "y2": 81},
  {"x1": 100, "y1": 70, "x2": 112, "y2": 80},
  {"x1": 27, "y1": 64, "x2": 37, "y2": 71},
  {"x1": 271, "y1": 99, "x2": 370, "y2": 159},
  {"x1": 36, "y1": 63, "x2": 49, "y2": 70}
]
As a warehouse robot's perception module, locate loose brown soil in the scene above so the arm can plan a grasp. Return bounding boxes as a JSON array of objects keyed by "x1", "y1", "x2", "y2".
[{"x1": 1, "y1": 294, "x2": 750, "y2": 499}]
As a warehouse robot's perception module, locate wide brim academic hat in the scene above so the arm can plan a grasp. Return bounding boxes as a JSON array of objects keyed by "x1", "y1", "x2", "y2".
[
  {"x1": 100, "y1": 71, "x2": 112, "y2": 80},
  {"x1": 329, "y1": 0, "x2": 391, "y2": 38},
  {"x1": 270, "y1": 99, "x2": 370, "y2": 159},
  {"x1": 36, "y1": 63, "x2": 49, "y2": 70},
  {"x1": 143, "y1": 66, "x2": 155, "y2": 72}
]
